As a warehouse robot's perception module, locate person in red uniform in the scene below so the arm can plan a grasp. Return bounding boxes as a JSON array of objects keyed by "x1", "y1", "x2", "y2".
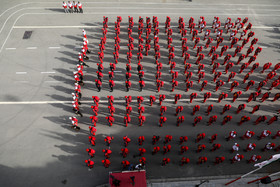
[
  {"x1": 258, "y1": 130, "x2": 271, "y2": 140},
  {"x1": 263, "y1": 142, "x2": 275, "y2": 151},
  {"x1": 125, "y1": 96, "x2": 132, "y2": 107},
  {"x1": 102, "y1": 159, "x2": 111, "y2": 168},
  {"x1": 186, "y1": 81, "x2": 193, "y2": 92},
  {"x1": 209, "y1": 134, "x2": 217, "y2": 143},
  {"x1": 152, "y1": 135, "x2": 160, "y2": 145},
  {"x1": 85, "y1": 159, "x2": 94, "y2": 169},
  {"x1": 159, "y1": 94, "x2": 166, "y2": 105},
  {"x1": 254, "y1": 115, "x2": 267, "y2": 125},
  {"x1": 196, "y1": 144, "x2": 206, "y2": 152},
  {"x1": 238, "y1": 116, "x2": 251, "y2": 125},
  {"x1": 218, "y1": 92, "x2": 228, "y2": 102},
  {"x1": 236, "y1": 54, "x2": 245, "y2": 65},
  {"x1": 198, "y1": 156, "x2": 207, "y2": 164},
  {"x1": 206, "y1": 104, "x2": 213, "y2": 116},
  {"x1": 174, "y1": 94, "x2": 182, "y2": 104},
  {"x1": 86, "y1": 148, "x2": 95, "y2": 158},
  {"x1": 227, "y1": 131, "x2": 237, "y2": 141},
  {"x1": 179, "y1": 136, "x2": 188, "y2": 144},
  {"x1": 121, "y1": 148, "x2": 129, "y2": 158},
  {"x1": 267, "y1": 115, "x2": 278, "y2": 125},
  {"x1": 139, "y1": 148, "x2": 146, "y2": 156},
  {"x1": 272, "y1": 93, "x2": 280, "y2": 102},
  {"x1": 175, "y1": 106, "x2": 183, "y2": 116},
  {"x1": 106, "y1": 116, "x2": 114, "y2": 126},
  {"x1": 160, "y1": 106, "x2": 167, "y2": 116},
  {"x1": 231, "y1": 154, "x2": 244, "y2": 163},
  {"x1": 103, "y1": 148, "x2": 112, "y2": 158},
  {"x1": 242, "y1": 130, "x2": 255, "y2": 139},
  {"x1": 247, "y1": 91, "x2": 260, "y2": 102},
  {"x1": 245, "y1": 80, "x2": 255, "y2": 91},
  {"x1": 222, "y1": 115, "x2": 232, "y2": 125},
  {"x1": 159, "y1": 116, "x2": 167, "y2": 127},
  {"x1": 232, "y1": 91, "x2": 242, "y2": 103},
  {"x1": 138, "y1": 136, "x2": 145, "y2": 146},
  {"x1": 208, "y1": 115, "x2": 217, "y2": 126},
  {"x1": 261, "y1": 62, "x2": 272, "y2": 73},
  {"x1": 215, "y1": 156, "x2": 225, "y2": 164},
  {"x1": 177, "y1": 116, "x2": 185, "y2": 126},
  {"x1": 195, "y1": 133, "x2": 205, "y2": 143},
  {"x1": 193, "y1": 116, "x2": 202, "y2": 126},
  {"x1": 152, "y1": 146, "x2": 160, "y2": 155},
  {"x1": 123, "y1": 136, "x2": 131, "y2": 147},
  {"x1": 180, "y1": 157, "x2": 190, "y2": 166},
  {"x1": 192, "y1": 105, "x2": 200, "y2": 115},
  {"x1": 203, "y1": 92, "x2": 211, "y2": 103},
  {"x1": 230, "y1": 81, "x2": 239, "y2": 92},
  {"x1": 248, "y1": 155, "x2": 261, "y2": 163},
  {"x1": 260, "y1": 92, "x2": 271, "y2": 102},
  {"x1": 162, "y1": 158, "x2": 170, "y2": 166},
  {"x1": 189, "y1": 92, "x2": 197, "y2": 103},
  {"x1": 236, "y1": 104, "x2": 246, "y2": 114},
  {"x1": 211, "y1": 143, "x2": 221, "y2": 151},
  {"x1": 250, "y1": 62, "x2": 259, "y2": 74},
  {"x1": 272, "y1": 131, "x2": 280, "y2": 139},
  {"x1": 221, "y1": 104, "x2": 231, "y2": 114}
]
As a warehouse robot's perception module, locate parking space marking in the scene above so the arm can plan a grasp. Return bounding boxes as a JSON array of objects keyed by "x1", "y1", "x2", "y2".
[
  {"x1": 49, "y1": 47, "x2": 61, "y2": 49},
  {"x1": 41, "y1": 71, "x2": 56, "y2": 74},
  {"x1": 26, "y1": 47, "x2": 37, "y2": 49}
]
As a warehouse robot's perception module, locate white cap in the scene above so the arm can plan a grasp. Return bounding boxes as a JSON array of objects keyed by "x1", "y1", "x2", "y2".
[
  {"x1": 69, "y1": 117, "x2": 72, "y2": 119},
  {"x1": 73, "y1": 71, "x2": 77, "y2": 74},
  {"x1": 72, "y1": 93, "x2": 75, "y2": 95}
]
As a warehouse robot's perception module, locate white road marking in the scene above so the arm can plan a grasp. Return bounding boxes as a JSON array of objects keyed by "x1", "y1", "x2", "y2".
[
  {"x1": 14, "y1": 81, "x2": 29, "y2": 83},
  {"x1": 0, "y1": 97, "x2": 273, "y2": 105},
  {"x1": 44, "y1": 81, "x2": 60, "y2": 83},
  {"x1": 5, "y1": 48, "x2": 16, "y2": 50},
  {"x1": 114, "y1": 71, "x2": 122, "y2": 73},
  {"x1": 49, "y1": 47, "x2": 61, "y2": 49},
  {"x1": 41, "y1": 71, "x2": 56, "y2": 74},
  {"x1": 26, "y1": 47, "x2": 37, "y2": 49},
  {"x1": 16, "y1": 72, "x2": 27, "y2": 74},
  {"x1": 259, "y1": 46, "x2": 268, "y2": 48}
]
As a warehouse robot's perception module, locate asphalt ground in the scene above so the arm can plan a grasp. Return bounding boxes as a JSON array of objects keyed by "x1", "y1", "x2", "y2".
[{"x1": 0, "y1": 0, "x2": 279, "y2": 187}]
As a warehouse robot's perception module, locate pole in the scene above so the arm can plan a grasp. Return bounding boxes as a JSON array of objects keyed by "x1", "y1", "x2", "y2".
[
  {"x1": 225, "y1": 168, "x2": 262, "y2": 185},
  {"x1": 247, "y1": 171, "x2": 280, "y2": 184},
  {"x1": 225, "y1": 154, "x2": 280, "y2": 185}
]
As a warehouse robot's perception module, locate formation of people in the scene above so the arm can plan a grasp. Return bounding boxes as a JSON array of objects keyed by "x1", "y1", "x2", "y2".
[
  {"x1": 68, "y1": 16, "x2": 279, "y2": 169},
  {"x1": 62, "y1": 1, "x2": 83, "y2": 13}
]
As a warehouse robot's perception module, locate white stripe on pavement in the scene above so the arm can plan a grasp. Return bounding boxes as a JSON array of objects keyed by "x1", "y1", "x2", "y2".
[
  {"x1": 41, "y1": 72, "x2": 56, "y2": 74},
  {"x1": 16, "y1": 72, "x2": 27, "y2": 74},
  {"x1": 48, "y1": 47, "x2": 61, "y2": 49},
  {"x1": 5, "y1": 48, "x2": 16, "y2": 50},
  {"x1": 26, "y1": 47, "x2": 37, "y2": 49}
]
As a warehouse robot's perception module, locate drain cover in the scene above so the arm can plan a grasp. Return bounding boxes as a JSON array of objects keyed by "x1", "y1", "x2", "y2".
[{"x1": 23, "y1": 31, "x2": 32, "y2": 39}]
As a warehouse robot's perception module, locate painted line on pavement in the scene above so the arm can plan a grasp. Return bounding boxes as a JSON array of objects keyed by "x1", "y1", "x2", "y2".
[
  {"x1": 49, "y1": 47, "x2": 61, "y2": 49},
  {"x1": 5, "y1": 48, "x2": 16, "y2": 50},
  {"x1": 16, "y1": 72, "x2": 27, "y2": 74},
  {"x1": 26, "y1": 47, "x2": 37, "y2": 49},
  {"x1": 41, "y1": 71, "x2": 56, "y2": 74}
]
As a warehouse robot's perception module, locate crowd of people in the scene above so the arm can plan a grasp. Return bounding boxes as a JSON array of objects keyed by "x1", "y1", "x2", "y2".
[
  {"x1": 68, "y1": 16, "x2": 279, "y2": 169},
  {"x1": 62, "y1": 1, "x2": 83, "y2": 13}
]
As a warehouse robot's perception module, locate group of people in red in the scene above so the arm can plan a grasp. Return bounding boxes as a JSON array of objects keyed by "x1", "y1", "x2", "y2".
[
  {"x1": 79, "y1": 15, "x2": 280, "y2": 169},
  {"x1": 84, "y1": 131, "x2": 280, "y2": 169}
]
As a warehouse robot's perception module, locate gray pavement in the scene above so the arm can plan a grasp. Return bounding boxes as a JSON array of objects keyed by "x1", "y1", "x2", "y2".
[{"x1": 0, "y1": 0, "x2": 280, "y2": 187}]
